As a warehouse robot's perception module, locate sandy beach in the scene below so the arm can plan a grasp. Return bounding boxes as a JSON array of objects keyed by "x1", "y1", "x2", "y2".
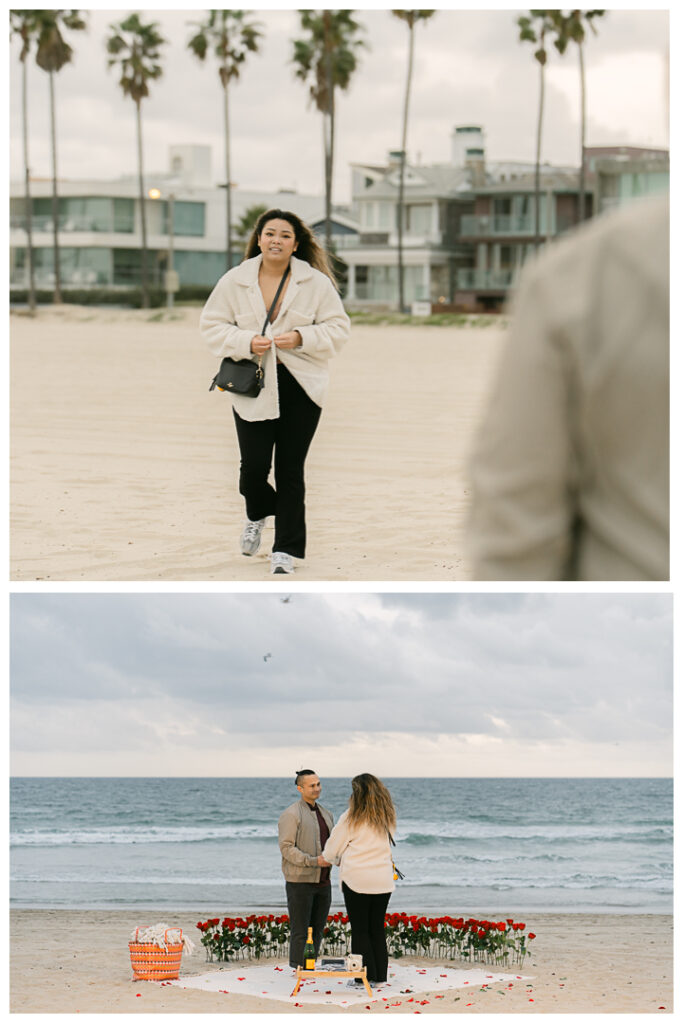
[
  {"x1": 10, "y1": 909, "x2": 672, "y2": 1013},
  {"x1": 10, "y1": 306, "x2": 505, "y2": 581}
]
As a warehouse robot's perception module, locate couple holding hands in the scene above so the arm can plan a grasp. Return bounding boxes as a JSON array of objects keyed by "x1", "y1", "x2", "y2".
[{"x1": 278, "y1": 770, "x2": 397, "y2": 986}]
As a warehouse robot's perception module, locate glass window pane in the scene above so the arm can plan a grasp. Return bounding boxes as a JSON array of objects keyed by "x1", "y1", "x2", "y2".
[
  {"x1": 114, "y1": 199, "x2": 134, "y2": 233},
  {"x1": 169, "y1": 201, "x2": 205, "y2": 237}
]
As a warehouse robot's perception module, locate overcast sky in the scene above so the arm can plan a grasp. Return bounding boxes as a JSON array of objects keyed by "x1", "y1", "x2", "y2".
[
  {"x1": 9, "y1": 6, "x2": 669, "y2": 200},
  {"x1": 10, "y1": 592, "x2": 672, "y2": 778}
]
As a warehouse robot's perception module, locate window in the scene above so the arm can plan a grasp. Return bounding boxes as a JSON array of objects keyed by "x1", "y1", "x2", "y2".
[
  {"x1": 13, "y1": 246, "x2": 111, "y2": 286},
  {"x1": 377, "y1": 202, "x2": 392, "y2": 229},
  {"x1": 166, "y1": 201, "x2": 205, "y2": 237},
  {"x1": 113, "y1": 199, "x2": 134, "y2": 233},
  {"x1": 30, "y1": 197, "x2": 135, "y2": 233},
  {"x1": 173, "y1": 250, "x2": 226, "y2": 286},
  {"x1": 406, "y1": 204, "x2": 431, "y2": 235}
]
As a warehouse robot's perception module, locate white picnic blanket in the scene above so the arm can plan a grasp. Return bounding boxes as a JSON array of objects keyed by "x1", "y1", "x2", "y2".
[{"x1": 169, "y1": 961, "x2": 530, "y2": 1006}]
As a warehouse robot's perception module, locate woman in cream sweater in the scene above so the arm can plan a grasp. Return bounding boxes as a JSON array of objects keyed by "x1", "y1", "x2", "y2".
[
  {"x1": 201, "y1": 209, "x2": 350, "y2": 575},
  {"x1": 321, "y1": 774, "x2": 396, "y2": 986}
]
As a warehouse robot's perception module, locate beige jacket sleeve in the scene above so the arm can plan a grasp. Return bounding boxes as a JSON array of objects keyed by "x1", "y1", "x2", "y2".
[
  {"x1": 321, "y1": 810, "x2": 351, "y2": 866},
  {"x1": 468, "y1": 256, "x2": 577, "y2": 580},
  {"x1": 296, "y1": 277, "x2": 351, "y2": 360},
  {"x1": 200, "y1": 273, "x2": 256, "y2": 362}
]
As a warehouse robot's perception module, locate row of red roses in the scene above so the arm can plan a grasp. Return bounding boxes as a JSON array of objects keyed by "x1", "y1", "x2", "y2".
[{"x1": 196, "y1": 913, "x2": 535, "y2": 964}]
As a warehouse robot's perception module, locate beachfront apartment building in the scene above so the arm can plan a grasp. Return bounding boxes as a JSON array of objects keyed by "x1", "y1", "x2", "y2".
[
  {"x1": 341, "y1": 129, "x2": 670, "y2": 311},
  {"x1": 339, "y1": 125, "x2": 582, "y2": 311}
]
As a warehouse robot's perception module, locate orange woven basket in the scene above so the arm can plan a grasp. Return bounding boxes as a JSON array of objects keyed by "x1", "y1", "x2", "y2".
[{"x1": 129, "y1": 927, "x2": 184, "y2": 981}]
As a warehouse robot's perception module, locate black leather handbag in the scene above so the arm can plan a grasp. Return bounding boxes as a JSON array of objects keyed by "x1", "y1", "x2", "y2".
[{"x1": 209, "y1": 265, "x2": 290, "y2": 396}]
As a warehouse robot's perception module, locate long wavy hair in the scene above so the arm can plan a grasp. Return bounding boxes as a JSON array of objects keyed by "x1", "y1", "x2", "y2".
[
  {"x1": 347, "y1": 773, "x2": 396, "y2": 835},
  {"x1": 244, "y1": 208, "x2": 338, "y2": 285}
]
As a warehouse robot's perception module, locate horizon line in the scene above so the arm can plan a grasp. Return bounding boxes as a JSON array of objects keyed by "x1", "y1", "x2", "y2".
[{"x1": 9, "y1": 774, "x2": 673, "y2": 781}]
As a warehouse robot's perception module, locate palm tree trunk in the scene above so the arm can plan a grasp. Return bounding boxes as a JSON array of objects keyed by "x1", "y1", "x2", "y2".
[
  {"x1": 327, "y1": 87, "x2": 335, "y2": 256},
  {"x1": 534, "y1": 62, "x2": 545, "y2": 251},
  {"x1": 48, "y1": 70, "x2": 62, "y2": 303},
  {"x1": 223, "y1": 78, "x2": 233, "y2": 271},
  {"x1": 21, "y1": 56, "x2": 36, "y2": 312},
  {"x1": 578, "y1": 41, "x2": 586, "y2": 222},
  {"x1": 135, "y1": 99, "x2": 149, "y2": 308},
  {"x1": 323, "y1": 10, "x2": 333, "y2": 253},
  {"x1": 398, "y1": 19, "x2": 415, "y2": 313}
]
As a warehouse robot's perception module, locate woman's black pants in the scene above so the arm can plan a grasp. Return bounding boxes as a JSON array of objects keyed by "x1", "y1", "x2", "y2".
[
  {"x1": 342, "y1": 882, "x2": 392, "y2": 983},
  {"x1": 233, "y1": 364, "x2": 321, "y2": 558}
]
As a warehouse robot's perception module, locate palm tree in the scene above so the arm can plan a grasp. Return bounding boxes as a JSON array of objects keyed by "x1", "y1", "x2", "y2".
[
  {"x1": 235, "y1": 203, "x2": 268, "y2": 247},
  {"x1": 292, "y1": 10, "x2": 365, "y2": 253},
  {"x1": 517, "y1": 10, "x2": 556, "y2": 250},
  {"x1": 32, "y1": 9, "x2": 87, "y2": 304},
  {"x1": 106, "y1": 14, "x2": 166, "y2": 309},
  {"x1": 549, "y1": 10, "x2": 606, "y2": 223},
  {"x1": 392, "y1": 10, "x2": 435, "y2": 312},
  {"x1": 10, "y1": 10, "x2": 39, "y2": 311},
  {"x1": 188, "y1": 10, "x2": 263, "y2": 271}
]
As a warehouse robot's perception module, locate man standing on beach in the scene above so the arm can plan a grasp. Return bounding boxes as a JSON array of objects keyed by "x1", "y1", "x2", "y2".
[{"x1": 278, "y1": 769, "x2": 333, "y2": 968}]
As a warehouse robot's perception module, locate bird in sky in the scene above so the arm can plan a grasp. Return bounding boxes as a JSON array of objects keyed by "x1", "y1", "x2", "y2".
[{"x1": 263, "y1": 653, "x2": 272, "y2": 662}]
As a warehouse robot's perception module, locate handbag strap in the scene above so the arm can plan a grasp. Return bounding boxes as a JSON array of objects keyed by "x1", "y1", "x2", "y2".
[{"x1": 261, "y1": 264, "x2": 291, "y2": 335}]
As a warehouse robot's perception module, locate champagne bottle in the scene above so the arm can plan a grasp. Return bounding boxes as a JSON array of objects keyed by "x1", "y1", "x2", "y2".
[{"x1": 304, "y1": 927, "x2": 316, "y2": 970}]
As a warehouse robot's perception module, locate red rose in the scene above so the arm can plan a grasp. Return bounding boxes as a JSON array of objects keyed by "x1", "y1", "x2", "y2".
[{"x1": 528, "y1": 933, "x2": 536, "y2": 940}]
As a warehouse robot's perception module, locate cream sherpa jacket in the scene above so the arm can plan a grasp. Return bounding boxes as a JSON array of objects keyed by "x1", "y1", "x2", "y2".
[
  {"x1": 322, "y1": 809, "x2": 395, "y2": 895},
  {"x1": 200, "y1": 254, "x2": 350, "y2": 421}
]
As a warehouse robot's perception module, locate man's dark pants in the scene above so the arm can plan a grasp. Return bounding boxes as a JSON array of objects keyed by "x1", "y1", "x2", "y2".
[{"x1": 285, "y1": 881, "x2": 332, "y2": 968}]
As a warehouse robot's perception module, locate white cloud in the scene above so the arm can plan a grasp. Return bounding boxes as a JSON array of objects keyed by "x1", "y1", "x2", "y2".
[{"x1": 10, "y1": 593, "x2": 673, "y2": 777}]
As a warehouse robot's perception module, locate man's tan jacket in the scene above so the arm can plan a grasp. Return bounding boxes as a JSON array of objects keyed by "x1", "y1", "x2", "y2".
[{"x1": 278, "y1": 798, "x2": 335, "y2": 883}]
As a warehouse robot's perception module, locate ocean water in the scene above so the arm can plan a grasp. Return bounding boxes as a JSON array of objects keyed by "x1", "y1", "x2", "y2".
[{"x1": 10, "y1": 777, "x2": 672, "y2": 915}]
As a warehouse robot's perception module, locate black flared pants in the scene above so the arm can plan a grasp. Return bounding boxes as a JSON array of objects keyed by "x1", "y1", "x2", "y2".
[
  {"x1": 233, "y1": 364, "x2": 322, "y2": 558},
  {"x1": 342, "y1": 882, "x2": 392, "y2": 983}
]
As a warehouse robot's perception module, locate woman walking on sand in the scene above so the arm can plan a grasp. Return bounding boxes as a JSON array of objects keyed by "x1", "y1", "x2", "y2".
[
  {"x1": 320, "y1": 774, "x2": 397, "y2": 987},
  {"x1": 201, "y1": 209, "x2": 350, "y2": 575}
]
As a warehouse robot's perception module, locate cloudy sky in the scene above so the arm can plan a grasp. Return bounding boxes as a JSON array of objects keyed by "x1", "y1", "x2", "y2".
[
  {"x1": 9, "y1": 7, "x2": 669, "y2": 200},
  {"x1": 10, "y1": 592, "x2": 672, "y2": 778}
]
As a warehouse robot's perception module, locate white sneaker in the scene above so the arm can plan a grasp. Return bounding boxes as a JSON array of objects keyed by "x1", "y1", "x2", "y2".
[
  {"x1": 271, "y1": 551, "x2": 294, "y2": 574},
  {"x1": 240, "y1": 518, "x2": 265, "y2": 556}
]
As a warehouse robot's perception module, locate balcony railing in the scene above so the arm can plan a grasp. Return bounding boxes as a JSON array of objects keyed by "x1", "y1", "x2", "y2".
[
  {"x1": 354, "y1": 282, "x2": 429, "y2": 302},
  {"x1": 10, "y1": 214, "x2": 133, "y2": 233},
  {"x1": 457, "y1": 268, "x2": 516, "y2": 290},
  {"x1": 460, "y1": 214, "x2": 540, "y2": 237}
]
